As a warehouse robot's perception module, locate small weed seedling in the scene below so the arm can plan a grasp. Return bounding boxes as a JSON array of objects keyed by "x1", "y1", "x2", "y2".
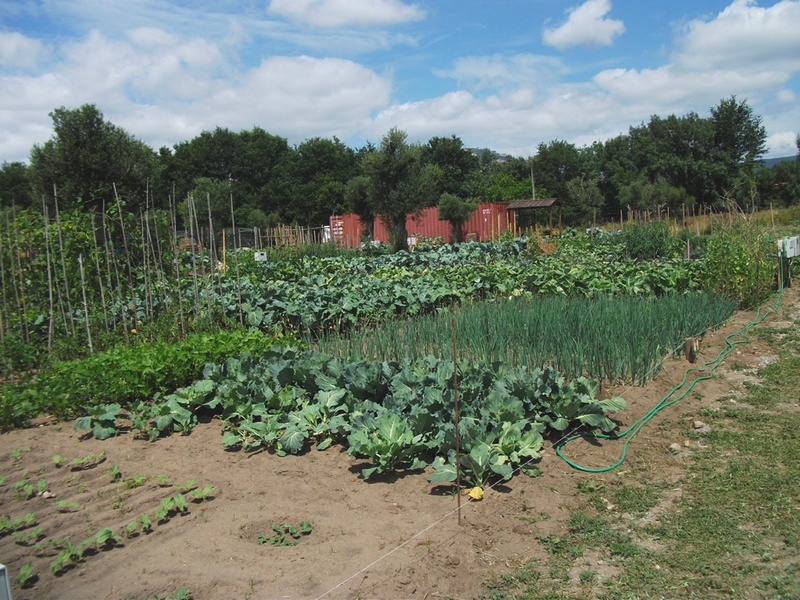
[
  {"x1": 190, "y1": 486, "x2": 216, "y2": 501},
  {"x1": 154, "y1": 494, "x2": 189, "y2": 521},
  {"x1": 0, "y1": 513, "x2": 37, "y2": 536},
  {"x1": 109, "y1": 464, "x2": 121, "y2": 482},
  {"x1": 12, "y1": 525, "x2": 44, "y2": 545},
  {"x1": 56, "y1": 500, "x2": 81, "y2": 512},
  {"x1": 15, "y1": 562, "x2": 35, "y2": 588},
  {"x1": 258, "y1": 522, "x2": 312, "y2": 546},
  {"x1": 11, "y1": 478, "x2": 34, "y2": 499},
  {"x1": 69, "y1": 451, "x2": 106, "y2": 470},
  {"x1": 10, "y1": 446, "x2": 30, "y2": 460},
  {"x1": 138, "y1": 513, "x2": 153, "y2": 533},
  {"x1": 53, "y1": 455, "x2": 66, "y2": 467},
  {"x1": 175, "y1": 479, "x2": 196, "y2": 492},
  {"x1": 50, "y1": 537, "x2": 83, "y2": 574},
  {"x1": 124, "y1": 474, "x2": 148, "y2": 490}
]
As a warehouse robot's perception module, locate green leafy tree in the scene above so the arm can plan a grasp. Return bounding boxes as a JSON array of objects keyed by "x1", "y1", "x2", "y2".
[
  {"x1": 179, "y1": 178, "x2": 232, "y2": 229},
  {"x1": 163, "y1": 127, "x2": 291, "y2": 219},
  {"x1": 0, "y1": 162, "x2": 32, "y2": 209},
  {"x1": 284, "y1": 137, "x2": 357, "y2": 226},
  {"x1": 29, "y1": 104, "x2": 157, "y2": 211},
  {"x1": 438, "y1": 193, "x2": 478, "y2": 242},
  {"x1": 564, "y1": 176, "x2": 604, "y2": 225},
  {"x1": 344, "y1": 174, "x2": 375, "y2": 241},
  {"x1": 422, "y1": 135, "x2": 480, "y2": 197},
  {"x1": 355, "y1": 128, "x2": 442, "y2": 252}
]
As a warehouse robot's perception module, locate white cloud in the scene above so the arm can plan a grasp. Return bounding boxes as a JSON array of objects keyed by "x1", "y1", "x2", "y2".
[
  {"x1": 543, "y1": 0, "x2": 625, "y2": 51},
  {"x1": 267, "y1": 0, "x2": 425, "y2": 28},
  {"x1": 675, "y1": 0, "x2": 800, "y2": 73},
  {"x1": 435, "y1": 54, "x2": 564, "y2": 93},
  {"x1": 0, "y1": 30, "x2": 393, "y2": 161},
  {"x1": 372, "y1": 0, "x2": 800, "y2": 161},
  {"x1": 766, "y1": 131, "x2": 799, "y2": 157},
  {"x1": 0, "y1": 32, "x2": 46, "y2": 68}
]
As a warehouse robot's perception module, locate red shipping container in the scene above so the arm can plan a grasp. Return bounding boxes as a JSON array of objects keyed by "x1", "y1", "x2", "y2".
[{"x1": 331, "y1": 202, "x2": 514, "y2": 248}]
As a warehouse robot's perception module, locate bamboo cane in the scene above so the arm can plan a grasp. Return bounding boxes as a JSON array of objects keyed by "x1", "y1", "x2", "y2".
[
  {"x1": 187, "y1": 196, "x2": 201, "y2": 317},
  {"x1": 90, "y1": 214, "x2": 110, "y2": 334},
  {"x1": 41, "y1": 201, "x2": 55, "y2": 353},
  {"x1": 52, "y1": 186, "x2": 76, "y2": 335},
  {"x1": 78, "y1": 254, "x2": 93, "y2": 353},
  {"x1": 113, "y1": 183, "x2": 134, "y2": 290},
  {"x1": 169, "y1": 191, "x2": 186, "y2": 338},
  {"x1": 10, "y1": 212, "x2": 29, "y2": 343},
  {"x1": 230, "y1": 192, "x2": 244, "y2": 327},
  {"x1": 192, "y1": 195, "x2": 214, "y2": 327}
]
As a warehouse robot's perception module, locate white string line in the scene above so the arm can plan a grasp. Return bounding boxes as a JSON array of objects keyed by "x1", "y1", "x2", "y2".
[{"x1": 314, "y1": 310, "x2": 741, "y2": 599}]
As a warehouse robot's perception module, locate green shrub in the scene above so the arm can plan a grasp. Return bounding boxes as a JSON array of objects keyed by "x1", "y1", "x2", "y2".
[
  {"x1": 0, "y1": 329, "x2": 295, "y2": 428},
  {"x1": 621, "y1": 221, "x2": 678, "y2": 260},
  {"x1": 702, "y1": 220, "x2": 776, "y2": 308}
]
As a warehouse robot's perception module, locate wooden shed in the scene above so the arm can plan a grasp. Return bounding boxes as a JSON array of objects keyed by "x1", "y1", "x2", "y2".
[{"x1": 506, "y1": 198, "x2": 559, "y2": 233}]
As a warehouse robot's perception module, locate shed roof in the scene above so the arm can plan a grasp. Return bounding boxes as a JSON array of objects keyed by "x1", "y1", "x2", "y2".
[{"x1": 506, "y1": 198, "x2": 558, "y2": 209}]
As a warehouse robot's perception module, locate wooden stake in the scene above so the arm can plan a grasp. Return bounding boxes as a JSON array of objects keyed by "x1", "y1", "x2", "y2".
[
  {"x1": 53, "y1": 187, "x2": 76, "y2": 335},
  {"x1": 169, "y1": 191, "x2": 186, "y2": 338},
  {"x1": 9, "y1": 211, "x2": 29, "y2": 343},
  {"x1": 90, "y1": 214, "x2": 110, "y2": 334},
  {"x1": 41, "y1": 201, "x2": 55, "y2": 353},
  {"x1": 113, "y1": 183, "x2": 134, "y2": 290},
  {"x1": 187, "y1": 195, "x2": 201, "y2": 317},
  {"x1": 230, "y1": 192, "x2": 244, "y2": 327},
  {"x1": 451, "y1": 316, "x2": 462, "y2": 525},
  {"x1": 78, "y1": 254, "x2": 93, "y2": 352}
]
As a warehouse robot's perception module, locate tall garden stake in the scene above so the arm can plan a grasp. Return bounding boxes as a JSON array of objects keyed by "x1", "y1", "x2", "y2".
[
  {"x1": 53, "y1": 186, "x2": 76, "y2": 335},
  {"x1": 229, "y1": 191, "x2": 244, "y2": 327},
  {"x1": 78, "y1": 254, "x2": 93, "y2": 352},
  {"x1": 452, "y1": 316, "x2": 461, "y2": 525},
  {"x1": 169, "y1": 191, "x2": 186, "y2": 338},
  {"x1": 41, "y1": 201, "x2": 55, "y2": 353},
  {"x1": 90, "y1": 214, "x2": 110, "y2": 334}
]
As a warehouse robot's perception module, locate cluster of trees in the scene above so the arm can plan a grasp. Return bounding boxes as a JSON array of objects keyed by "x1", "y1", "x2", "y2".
[{"x1": 1, "y1": 98, "x2": 799, "y2": 250}]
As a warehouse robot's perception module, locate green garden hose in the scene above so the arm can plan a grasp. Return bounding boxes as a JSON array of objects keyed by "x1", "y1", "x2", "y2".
[{"x1": 555, "y1": 276, "x2": 785, "y2": 474}]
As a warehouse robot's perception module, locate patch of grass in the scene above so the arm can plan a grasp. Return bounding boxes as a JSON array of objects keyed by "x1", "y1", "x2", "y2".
[{"x1": 614, "y1": 485, "x2": 658, "y2": 514}]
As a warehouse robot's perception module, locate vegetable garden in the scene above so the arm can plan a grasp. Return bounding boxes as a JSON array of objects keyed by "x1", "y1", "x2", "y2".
[{"x1": 0, "y1": 205, "x2": 787, "y2": 598}]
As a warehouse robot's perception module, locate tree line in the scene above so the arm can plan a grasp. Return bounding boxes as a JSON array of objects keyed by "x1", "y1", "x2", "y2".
[{"x1": 1, "y1": 97, "x2": 799, "y2": 251}]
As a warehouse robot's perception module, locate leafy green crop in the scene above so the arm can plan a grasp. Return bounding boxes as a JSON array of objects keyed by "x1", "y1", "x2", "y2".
[
  {"x1": 315, "y1": 292, "x2": 737, "y2": 384},
  {"x1": 1, "y1": 329, "x2": 290, "y2": 428},
  {"x1": 258, "y1": 522, "x2": 312, "y2": 546},
  {"x1": 153, "y1": 347, "x2": 624, "y2": 483}
]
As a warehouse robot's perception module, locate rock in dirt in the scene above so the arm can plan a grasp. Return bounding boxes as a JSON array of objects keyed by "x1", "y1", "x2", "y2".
[
  {"x1": 693, "y1": 420, "x2": 706, "y2": 429},
  {"x1": 669, "y1": 443, "x2": 682, "y2": 454}
]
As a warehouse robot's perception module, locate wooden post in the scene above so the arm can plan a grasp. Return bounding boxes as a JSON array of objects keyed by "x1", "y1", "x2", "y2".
[
  {"x1": 452, "y1": 316, "x2": 462, "y2": 526},
  {"x1": 78, "y1": 255, "x2": 93, "y2": 353}
]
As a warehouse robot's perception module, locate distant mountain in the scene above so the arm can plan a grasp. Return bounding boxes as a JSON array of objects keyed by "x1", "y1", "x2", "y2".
[{"x1": 762, "y1": 156, "x2": 797, "y2": 168}]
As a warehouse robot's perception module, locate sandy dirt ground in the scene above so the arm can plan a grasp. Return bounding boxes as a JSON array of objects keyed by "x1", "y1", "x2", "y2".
[{"x1": 0, "y1": 287, "x2": 793, "y2": 600}]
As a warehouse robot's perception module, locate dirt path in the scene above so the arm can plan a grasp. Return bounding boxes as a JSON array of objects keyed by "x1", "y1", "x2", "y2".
[{"x1": 0, "y1": 288, "x2": 791, "y2": 600}]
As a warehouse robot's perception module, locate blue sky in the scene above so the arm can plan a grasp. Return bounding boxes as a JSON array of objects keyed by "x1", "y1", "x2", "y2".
[{"x1": 1, "y1": 0, "x2": 799, "y2": 163}]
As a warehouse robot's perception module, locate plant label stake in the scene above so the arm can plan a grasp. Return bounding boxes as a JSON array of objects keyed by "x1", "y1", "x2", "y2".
[{"x1": 452, "y1": 316, "x2": 461, "y2": 525}]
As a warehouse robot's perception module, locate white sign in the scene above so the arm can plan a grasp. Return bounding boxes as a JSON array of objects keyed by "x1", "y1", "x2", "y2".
[{"x1": 778, "y1": 236, "x2": 800, "y2": 258}]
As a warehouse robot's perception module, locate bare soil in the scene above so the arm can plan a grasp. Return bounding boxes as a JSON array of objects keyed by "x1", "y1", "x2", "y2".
[{"x1": 0, "y1": 288, "x2": 792, "y2": 600}]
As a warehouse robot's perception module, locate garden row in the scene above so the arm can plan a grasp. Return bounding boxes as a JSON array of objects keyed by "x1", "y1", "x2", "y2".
[{"x1": 75, "y1": 346, "x2": 625, "y2": 487}]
